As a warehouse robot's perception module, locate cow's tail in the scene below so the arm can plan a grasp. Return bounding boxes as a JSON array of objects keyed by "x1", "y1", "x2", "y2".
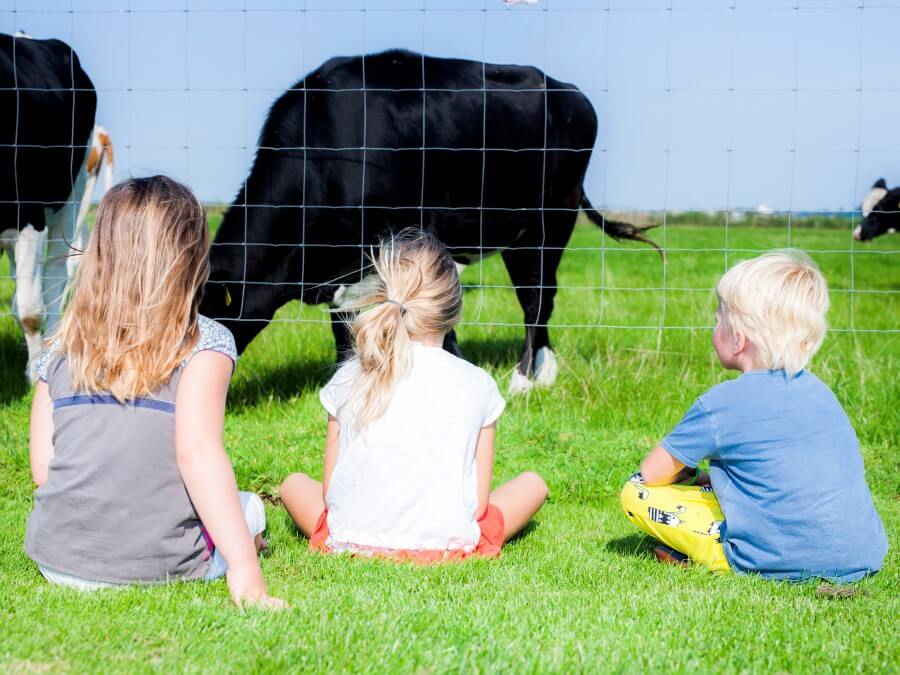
[{"x1": 580, "y1": 194, "x2": 663, "y2": 260}]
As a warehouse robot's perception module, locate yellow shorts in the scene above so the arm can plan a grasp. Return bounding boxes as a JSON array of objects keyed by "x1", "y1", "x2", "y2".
[{"x1": 620, "y1": 473, "x2": 730, "y2": 573}]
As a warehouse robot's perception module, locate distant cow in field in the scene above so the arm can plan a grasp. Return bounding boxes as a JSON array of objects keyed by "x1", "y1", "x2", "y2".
[
  {"x1": 200, "y1": 49, "x2": 658, "y2": 393},
  {"x1": 855, "y1": 178, "x2": 900, "y2": 241},
  {"x1": 0, "y1": 33, "x2": 103, "y2": 379}
]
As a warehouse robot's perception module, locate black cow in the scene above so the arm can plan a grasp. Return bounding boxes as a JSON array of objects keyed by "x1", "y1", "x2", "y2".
[
  {"x1": 855, "y1": 178, "x2": 900, "y2": 241},
  {"x1": 0, "y1": 33, "x2": 97, "y2": 378},
  {"x1": 201, "y1": 50, "x2": 658, "y2": 393}
]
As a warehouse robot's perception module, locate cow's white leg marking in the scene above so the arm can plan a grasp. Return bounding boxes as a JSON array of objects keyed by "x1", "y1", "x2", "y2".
[
  {"x1": 534, "y1": 346, "x2": 558, "y2": 387},
  {"x1": 44, "y1": 157, "x2": 89, "y2": 335},
  {"x1": 332, "y1": 284, "x2": 349, "y2": 309},
  {"x1": 508, "y1": 368, "x2": 534, "y2": 396},
  {"x1": 14, "y1": 224, "x2": 45, "y2": 379}
]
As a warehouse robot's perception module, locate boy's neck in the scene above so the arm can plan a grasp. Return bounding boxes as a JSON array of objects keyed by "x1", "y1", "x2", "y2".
[{"x1": 734, "y1": 349, "x2": 763, "y2": 373}]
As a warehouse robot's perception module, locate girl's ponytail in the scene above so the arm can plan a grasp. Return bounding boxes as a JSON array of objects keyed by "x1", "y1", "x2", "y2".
[{"x1": 341, "y1": 229, "x2": 462, "y2": 430}]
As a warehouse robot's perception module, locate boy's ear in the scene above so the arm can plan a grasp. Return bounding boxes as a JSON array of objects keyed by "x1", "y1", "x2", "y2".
[{"x1": 733, "y1": 331, "x2": 748, "y2": 354}]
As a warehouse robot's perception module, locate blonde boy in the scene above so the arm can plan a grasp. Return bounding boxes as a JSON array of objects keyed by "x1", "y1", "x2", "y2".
[{"x1": 621, "y1": 250, "x2": 887, "y2": 582}]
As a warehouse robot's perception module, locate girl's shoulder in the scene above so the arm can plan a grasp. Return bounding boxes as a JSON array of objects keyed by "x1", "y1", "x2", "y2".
[
  {"x1": 191, "y1": 315, "x2": 238, "y2": 364},
  {"x1": 319, "y1": 359, "x2": 361, "y2": 416},
  {"x1": 32, "y1": 338, "x2": 61, "y2": 382},
  {"x1": 434, "y1": 349, "x2": 499, "y2": 390}
]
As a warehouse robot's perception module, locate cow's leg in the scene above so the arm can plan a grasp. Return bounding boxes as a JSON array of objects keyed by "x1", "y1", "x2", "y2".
[
  {"x1": 501, "y1": 245, "x2": 564, "y2": 395},
  {"x1": 330, "y1": 311, "x2": 354, "y2": 364},
  {"x1": 69, "y1": 169, "x2": 97, "y2": 279},
  {"x1": 12, "y1": 225, "x2": 46, "y2": 380},
  {"x1": 442, "y1": 328, "x2": 464, "y2": 359},
  {"x1": 44, "y1": 161, "x2": 89, "y2": 335}
]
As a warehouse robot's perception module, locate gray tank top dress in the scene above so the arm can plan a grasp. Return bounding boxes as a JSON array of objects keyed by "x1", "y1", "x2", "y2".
[{"x1": 24, "y1": 316, "x2": 237, "y2": 585}]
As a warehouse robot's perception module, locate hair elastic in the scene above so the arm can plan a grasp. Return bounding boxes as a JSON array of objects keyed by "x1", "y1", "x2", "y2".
[{"x1": 384, "y1": 298, "x2": 407, "y2": 315}]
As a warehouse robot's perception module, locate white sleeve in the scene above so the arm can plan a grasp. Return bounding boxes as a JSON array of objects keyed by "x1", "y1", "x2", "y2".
[
  {"x1": 32, "y1": 339, "x2": 61, "y2": 382},
  {"x1": 482, "y1": 374, "x2": 506, "y2": 427},
  {"x1": 319, "y1": 370, "x2": 344, "y2": 417},
  {"x1": 319, "y1": 361, "x2": 356, "y2": 417},
  {"x1": 191, "y1": 316, "x2": 238, "y2": 366}
]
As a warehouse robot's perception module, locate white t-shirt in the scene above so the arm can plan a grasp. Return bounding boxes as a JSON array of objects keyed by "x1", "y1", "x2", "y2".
[{"x1": 319, "y1": 342, "x2": 506, "y2": 553}]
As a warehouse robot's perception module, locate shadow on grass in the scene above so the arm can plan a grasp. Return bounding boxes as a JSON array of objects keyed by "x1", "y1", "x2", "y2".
[
  {"x1": 228, "y1": 356, "x2": 336, "y2": 409},
  {"x1": 0, "y1": 331, "x2": 29, "y2": 405},
  {"x1": 507, "y1": 519, "x2": 539, "y2": 545},
  {"x1": 605, "y1": 534, "x2": 656, "y2": 559},
  {"x1": 457, "y1": 336, "x2": 521, "y2": 370}
]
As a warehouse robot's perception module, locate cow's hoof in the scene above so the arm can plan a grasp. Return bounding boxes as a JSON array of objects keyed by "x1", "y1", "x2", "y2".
[
  {"x1": 534, "y1": 347, "x2": 558, "y2": 387},
  {"x1": 508, "y1": 369, "x2": 534, "y2": 396}
]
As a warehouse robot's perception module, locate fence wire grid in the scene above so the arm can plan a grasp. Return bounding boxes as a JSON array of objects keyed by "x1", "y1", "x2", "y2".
[{"x1": 2, "y1": 1, "x2": 898, "y2": 337}]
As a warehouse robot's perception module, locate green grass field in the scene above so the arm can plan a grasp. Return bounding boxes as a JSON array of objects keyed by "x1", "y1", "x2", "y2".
[{"x1": 0, "y1": 217, "x2": 897, "y2": 673}]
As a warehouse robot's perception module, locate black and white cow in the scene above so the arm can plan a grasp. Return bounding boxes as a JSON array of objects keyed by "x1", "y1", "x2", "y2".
[
  {"x1": 855, "y1": 178, "x2": 900, "y2": 241},
  {"x1": 0, "y1": 33, "x2": 99, "y2": 379},
  {"x1": 200, "y1": 50, "x2": 658, "y2": 393}
]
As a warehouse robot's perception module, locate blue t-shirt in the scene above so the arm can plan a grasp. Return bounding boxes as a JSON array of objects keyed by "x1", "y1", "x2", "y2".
[{"x1": 662, "y1": 369, "x2": 887, "y2": 583}]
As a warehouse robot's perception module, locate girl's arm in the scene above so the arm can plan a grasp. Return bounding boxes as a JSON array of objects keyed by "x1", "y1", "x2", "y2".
[
  {"x1": 640, "y1": 444, "x2": 706, "y2": 486},
  {"x1": 321, "y1": 414, "x2": 340, "y2": 498},
  {"x1": 474, "y1": 423, "x2": 496, "y2": 517},
  {"x1": 29, "y1": 381, "x2": 54, "y2": 487},
  {"x1": 175, "y1": 350, "x2": 280, "y2": 608}
]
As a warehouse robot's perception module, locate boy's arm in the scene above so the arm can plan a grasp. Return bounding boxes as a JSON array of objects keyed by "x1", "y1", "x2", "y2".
[
  {"x1": 29, "y1": 381, "x2": 54, "y2": 487},
  {"x1": 640, "y1": 444, "x2": 707, "y2": 486},
  {"x1": 643, "y1": 397, "x2": 715, "y2": 487}
]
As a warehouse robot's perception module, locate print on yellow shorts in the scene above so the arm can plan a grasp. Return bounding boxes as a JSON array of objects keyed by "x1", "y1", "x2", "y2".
[{"x1": 620, "y1": 473, "x2": 730, "y2": 573}]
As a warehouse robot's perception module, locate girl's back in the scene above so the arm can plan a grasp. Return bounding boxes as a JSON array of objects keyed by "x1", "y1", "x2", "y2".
[
  {"x1": 26, "y1": 316, "x2": 234, "y2": 583},
  {"x1": 322, "y1": 342, "x2": 504, "y2": 552}
]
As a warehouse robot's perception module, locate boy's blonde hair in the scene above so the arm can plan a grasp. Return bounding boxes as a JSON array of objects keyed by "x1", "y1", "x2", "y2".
[
  {"x1": 716, "y1": 249, "x2": 829, "y2": 375},
  {"x1": 716, "y1": 249, "x2": 828, "y2": 375},
  {"x1": 55, "y1": 176, "x2": 209, "y2": 401},
  {"x1": 339, "y1": 229, "x2": 463, "y2": 430}
]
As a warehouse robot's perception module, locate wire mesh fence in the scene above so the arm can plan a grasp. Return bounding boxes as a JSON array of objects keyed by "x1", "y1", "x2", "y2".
[{"x1": 1, "y1": 1, "x2": 897, "y2": 339}]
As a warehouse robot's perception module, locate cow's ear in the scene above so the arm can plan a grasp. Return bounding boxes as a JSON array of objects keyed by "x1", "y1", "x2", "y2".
[{"x1": 874, "y1": 178, "x2": 887, "y2": 189}]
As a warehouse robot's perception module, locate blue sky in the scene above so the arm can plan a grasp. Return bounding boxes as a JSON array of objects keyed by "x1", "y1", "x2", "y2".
[{"x1": 4, "y1": 0, "x2": 900, "y2": 211}]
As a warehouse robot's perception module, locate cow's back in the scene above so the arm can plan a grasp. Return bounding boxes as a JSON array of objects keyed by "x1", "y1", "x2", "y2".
[{"x1": 290, "y1": 51, "x2": 597, "y2": 230}]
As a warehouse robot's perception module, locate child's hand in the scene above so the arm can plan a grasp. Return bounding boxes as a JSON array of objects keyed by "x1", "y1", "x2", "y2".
[{"x1": 226, "y1": 564, "x2": 286, "y2": 610}]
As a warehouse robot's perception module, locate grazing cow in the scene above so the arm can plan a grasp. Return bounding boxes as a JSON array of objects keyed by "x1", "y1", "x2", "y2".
[
  {"x1": 200, "y1": 50, "x2": 658, "y2": 393},
  {"x1": 0, "y1": 33, "x2": 98, "y2": 379},
  {"x1": 855, "y1": 178, "x2": 900, "y2": 241}
]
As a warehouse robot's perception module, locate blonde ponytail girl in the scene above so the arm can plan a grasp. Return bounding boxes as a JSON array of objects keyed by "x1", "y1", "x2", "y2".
[{"x1": 340, "y1": 229, "x2": 463, "y2": 430}]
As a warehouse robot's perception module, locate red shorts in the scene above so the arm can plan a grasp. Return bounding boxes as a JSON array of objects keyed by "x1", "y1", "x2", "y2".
[{"x1": 309, "y1": 504, "x2": 505, "y2": 564}]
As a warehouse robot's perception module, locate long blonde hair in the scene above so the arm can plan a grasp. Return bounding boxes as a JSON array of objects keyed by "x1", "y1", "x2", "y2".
[
  {"x1": 55, "y1": 175, "x2": 210, "y2": 401},
  {"x1": 339, "y1": 229, "x2": 463, "y2": 430},
  {"x1": 716, "y1": 249, "x2": 829, "y2": 376}
]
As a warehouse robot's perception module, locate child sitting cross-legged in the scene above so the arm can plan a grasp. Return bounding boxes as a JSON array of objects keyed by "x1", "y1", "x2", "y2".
[
  {"x1": 280, "y1": 230, "x2": 548, "y2": 561},
  {"x1": 621, "y1": 250, "x2": 887, "y2": 582}
]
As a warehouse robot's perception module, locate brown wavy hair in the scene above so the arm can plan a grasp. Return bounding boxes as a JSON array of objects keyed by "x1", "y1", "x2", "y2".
[{"x1": 55, "y1": 176, "x2": 209, "y2": 401}]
